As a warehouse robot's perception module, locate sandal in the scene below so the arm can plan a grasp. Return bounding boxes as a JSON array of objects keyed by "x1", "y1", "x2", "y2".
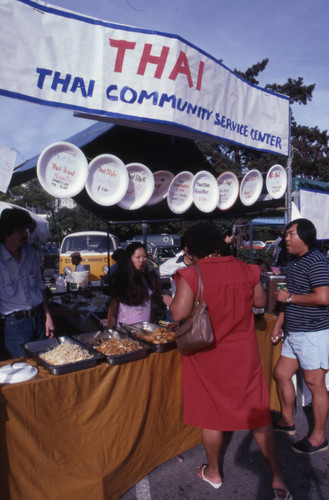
[
  {"x1": 273, "y1": 487, "x2": 293, "y2": 499},
  {"x1": 197, "y1": 464, "x2": 222, "y2": 489}
]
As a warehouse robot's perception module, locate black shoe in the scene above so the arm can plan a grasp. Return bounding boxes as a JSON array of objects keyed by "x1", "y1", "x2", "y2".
[
  {"x1": 291, "y1": 437, "x2": 329, "y2": 454},
  {"x1": 273, "y1": 421, "x2": 296, "y2": 435}
]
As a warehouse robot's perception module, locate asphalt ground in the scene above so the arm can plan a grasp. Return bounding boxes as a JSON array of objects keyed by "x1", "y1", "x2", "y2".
[{"x1": 120, "y1": 407, "x2": 329, "y2": 500}]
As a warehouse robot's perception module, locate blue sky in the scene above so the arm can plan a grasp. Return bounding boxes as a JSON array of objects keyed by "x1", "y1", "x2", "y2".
[{"x1": 1, "y1": 0, "x2": 328, "y2": 166}]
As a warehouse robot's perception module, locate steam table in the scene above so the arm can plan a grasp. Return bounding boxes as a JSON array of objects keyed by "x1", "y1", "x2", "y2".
[{"x1": 0, "y1": 314, "x2": 281, "y2": 500}]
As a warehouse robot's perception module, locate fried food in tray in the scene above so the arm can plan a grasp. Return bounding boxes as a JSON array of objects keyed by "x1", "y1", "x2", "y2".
[
  {"x1": 134, "y1": 327, "x2": 175, "y2": 344},
  {"x1": 120, "y1": 322, "x2": 177, "y2": 352},
  {"x1": 94, "y1": 337, "x2": 145, "y2": 355},
  {"x1": 73, "y1": 330, "x2": 151, "y2": 364}
]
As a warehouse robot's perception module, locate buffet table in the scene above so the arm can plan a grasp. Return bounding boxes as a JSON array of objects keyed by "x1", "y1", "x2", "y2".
[{"x1": 0, "y1": 313, "x2": 280, "y2": 500}]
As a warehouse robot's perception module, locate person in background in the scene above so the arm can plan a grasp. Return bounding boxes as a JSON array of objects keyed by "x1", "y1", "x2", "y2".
[
  {"x1": 255, "y1": 258, "x2": 272, "y2": 273},
  {"x1": 107, "y1": 242, "x2": 164, "y2": 328},
  {"x1": 107, "y1": 248, "x2": 126, "y2": 282},
  {"x1": 272, "y1": 218, "x2": 329, "y2": 455},
  {"x1": 0, "y1": 208, "x2": 54, "y2": 358},
  {"x1": 169, "y1": 222, "x2": 291, "y2": 499},
  {"x1": 70, "y1": 251, "x2": 86, "y2": 272},
  {"x1": 159, "y1": 233, "x2": 193, "y2": 309},
  {"x1": 224, "y1": 232, "x2": 237, "y2": 256}
]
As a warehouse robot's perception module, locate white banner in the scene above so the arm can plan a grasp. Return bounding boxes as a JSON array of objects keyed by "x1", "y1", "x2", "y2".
[
  {"x1": 0, "y1": 142, "x2": 16, "y2": 193},
  {"x1": 300, "y1": 189, "x2": 329, "y2": 240},
  {"x1": 0, "y1": 0, "x2": 290, "y2": 156}
]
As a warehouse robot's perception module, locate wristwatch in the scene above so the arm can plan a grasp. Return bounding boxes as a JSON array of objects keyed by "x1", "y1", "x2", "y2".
[{"x1": 286, "y1": 294, "x2": 293, "y2": 303}]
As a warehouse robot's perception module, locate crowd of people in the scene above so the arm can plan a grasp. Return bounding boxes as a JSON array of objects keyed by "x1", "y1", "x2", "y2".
[{"x1": 1, "y1": 207, "x2": 328, "y2": 498}]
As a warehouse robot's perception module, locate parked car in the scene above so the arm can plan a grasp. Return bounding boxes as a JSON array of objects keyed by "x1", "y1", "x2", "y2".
[
  {"x1": 150, "y1": 245, "x2": 181, "y2": 265},
  {"x1": 243, "y1": 240, "x2": 266, "y2": 250},
  {"x1": 40, "y1": 243, "x2": 59, "y2": 269},
  {"x1": 132, "y1": 233, "x2": 181, "y2": 247},
  {"x1": 59, "y1": 231, "x2": 120, "y2": 281}
]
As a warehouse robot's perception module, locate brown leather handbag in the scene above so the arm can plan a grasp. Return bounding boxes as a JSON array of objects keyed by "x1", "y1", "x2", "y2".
[{"x1": 174, "y1": 264, "x2": 214, "y2": 355}]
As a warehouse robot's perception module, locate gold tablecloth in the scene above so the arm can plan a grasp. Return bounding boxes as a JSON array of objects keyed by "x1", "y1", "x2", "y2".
[
  {"x1": 255, "y1": 313, "x2": 282, "y2": 412},
  {"x1": 0, "y1": 313, "x2": 280, "y2": 500}
]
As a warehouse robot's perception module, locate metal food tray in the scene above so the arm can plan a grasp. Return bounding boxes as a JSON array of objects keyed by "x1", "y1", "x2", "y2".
[
  {"x1": 120, "y1": 321, "x2": 176, "y2": 353},
  {"x1": 73, "y1": 329, "x2": 152, "y2": 365},
  {"x1": 24, "y1": 336, "x2": 104, "y2": 375}
]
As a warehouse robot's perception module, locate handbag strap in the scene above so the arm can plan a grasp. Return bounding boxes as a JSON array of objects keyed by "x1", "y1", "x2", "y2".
[{"x1": 193, "y1": 264, "x2": 204, "y2": 304}]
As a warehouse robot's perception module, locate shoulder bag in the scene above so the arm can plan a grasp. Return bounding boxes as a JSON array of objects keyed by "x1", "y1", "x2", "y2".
[{"x1": 174, "y1": 264, "x2": 214, "y2": 355}]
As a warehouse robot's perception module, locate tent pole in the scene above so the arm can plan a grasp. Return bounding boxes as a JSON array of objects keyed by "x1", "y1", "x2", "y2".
[
  {"x1": 249, "y1": 220, "x2": 253, "y2": 264},
  {"x1": 142, "y1": 222, "x2": 147, "y2": 245},
  {"x1": 286, "y1": 122, "x2": 293, "y2": 224}
]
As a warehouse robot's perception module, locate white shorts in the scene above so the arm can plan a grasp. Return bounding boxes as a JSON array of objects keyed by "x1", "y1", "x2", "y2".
[{"x1": 281, "y1": 329, "x2": 329, "y2": 370}]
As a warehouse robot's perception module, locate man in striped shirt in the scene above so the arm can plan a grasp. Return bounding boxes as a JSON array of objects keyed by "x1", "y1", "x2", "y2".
[{"x1": 271, "y1": 218, "x2": 329, "y2": 454}]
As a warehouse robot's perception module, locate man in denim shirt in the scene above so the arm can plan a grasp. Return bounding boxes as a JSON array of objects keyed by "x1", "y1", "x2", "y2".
[{"x1": 0, "y1": 208, "x2": 54, "y2": 358}]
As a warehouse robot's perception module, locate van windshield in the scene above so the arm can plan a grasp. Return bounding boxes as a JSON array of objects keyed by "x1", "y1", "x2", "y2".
[{"x1": 61, "y1": 235, "x2": 114, "y2": 253}]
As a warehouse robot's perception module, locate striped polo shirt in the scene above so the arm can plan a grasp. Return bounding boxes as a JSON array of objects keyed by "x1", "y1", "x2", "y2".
[{"x1": 285, "y1": 247, "x2": 329, "y2": 332}]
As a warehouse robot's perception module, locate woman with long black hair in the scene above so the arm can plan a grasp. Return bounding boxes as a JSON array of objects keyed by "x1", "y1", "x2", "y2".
[{"x1": 107, "y1": 242, "x2": 162, "y2": 328}]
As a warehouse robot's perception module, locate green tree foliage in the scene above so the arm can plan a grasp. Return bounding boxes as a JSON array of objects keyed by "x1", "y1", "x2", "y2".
[{"x1": 0, "y1": 179, "x2": 56, "y2": 214}]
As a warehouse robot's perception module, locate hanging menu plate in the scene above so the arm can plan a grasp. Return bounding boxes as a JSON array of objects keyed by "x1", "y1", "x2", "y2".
[
  {"x1": 266, "y1": 164, "x2": 287, "y2": 199},
  {"x1": 146, "y1": 170, "x2": 174, "y2": 206},
  {"x1": 192, "y1": 170, "x2": 219, "y2": 213},
  {"x1": 86, "y1": 154, "x2": 129, "y2": 206},
  {"x1": 167, "y1": 171, "x2": 194, "y2": 214},
  {"x1": 118, "y1": 163, "x2": 155, "y2": 210},
  {"x1": 217, "y1": 171, "x2": 240, "y2": 210},
  {"x1": 37, "y1": 142, "x2": 88, "y2": 198},
  {"x1": 239, "y1": 169, "x2": 263, "y2": 206}
]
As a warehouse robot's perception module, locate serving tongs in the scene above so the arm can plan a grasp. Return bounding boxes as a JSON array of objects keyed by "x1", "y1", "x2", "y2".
[{"x1": 119, "y1": 322, "x2": 150, "y2": 336}]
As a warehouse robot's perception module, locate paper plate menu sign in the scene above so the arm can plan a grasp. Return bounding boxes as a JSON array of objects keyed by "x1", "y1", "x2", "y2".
[
  {"x1": 37, "y1": 142, "x2": 88, "y2": 198},
  {"x1": 192, "y1": 171, "x2": 219, "y2": 213},
  {"x1": 146, "y1": 170, "x2": 174, "y2": 206},
  {"x1": 239, "y1": 169, "x2": 263, "y2": 206},
  {"x1": 167, "y1": 171, "x2": 194, "y2": 214},
  {"x1": 217, "y1": 171, "x2": 239, "y2": 210},
  {"x1": 118, "y1": 163, "x2": 155, "y2": 210},
  {"x1": 266, "y1": 164, "x2": 287, "y2": 199},
  {"x1": 86, "y1": 154, "x2": 129, "y2": 206}
]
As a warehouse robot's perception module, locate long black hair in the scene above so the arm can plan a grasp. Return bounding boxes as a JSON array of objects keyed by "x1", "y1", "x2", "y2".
[{"x1": 110, "y1": 242, "x2": 154, "y2": 306}]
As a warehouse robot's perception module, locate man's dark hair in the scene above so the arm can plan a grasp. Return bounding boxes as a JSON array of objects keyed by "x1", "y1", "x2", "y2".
[
  {"x1": 0, "y1": 208, "x2": 36, "y2": 244},
  {"x1": 286, "y1": 218, "x2": 317, "y2": 249}
]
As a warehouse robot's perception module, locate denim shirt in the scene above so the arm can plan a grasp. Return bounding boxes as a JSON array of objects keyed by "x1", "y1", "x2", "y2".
[{"x1": 0, "y1": 243, "x2": 45, "y2": 315}]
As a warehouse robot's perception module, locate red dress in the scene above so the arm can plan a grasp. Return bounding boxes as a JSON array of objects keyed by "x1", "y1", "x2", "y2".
[{"x1": 176, "y1": 256, "x2": 270, "y2": 431}]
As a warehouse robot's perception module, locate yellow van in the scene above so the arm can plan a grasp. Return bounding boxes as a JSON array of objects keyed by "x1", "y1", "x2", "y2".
[{"x1": 59, "y1": 231, "x2": 120, "y2": 282}]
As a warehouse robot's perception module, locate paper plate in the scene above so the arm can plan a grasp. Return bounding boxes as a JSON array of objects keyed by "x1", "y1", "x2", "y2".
[
  {"x1": 86, "y1": 154, "x2": 129, "y2": 206},
  {"x1": 239, "y1": 169, "x2": 263, "y2": 206},
  {"x1": 37, "y1": 142, "x2": 88, "y2": 198},
  {"x1": 146, "y1": 170, "x2": 174, "y2": 206},
  {"x1": 266, "y1": 164, "x2": 287, "y2": 199},
  {"x1": 217, "y1": 171, "x2": 240, "y2": 210},
  {"x1": 118, "y1": 163, "x2": 155, "y2": 210},
  {"x1": 192, "y1": 170, "x2": 219, "y2": 213},
  {"x1": 0, "y1": 362, "x2": 38, "y2": 384},
  {"x1": 167, "y1": 171, "x2": 194, "y2": 214}
]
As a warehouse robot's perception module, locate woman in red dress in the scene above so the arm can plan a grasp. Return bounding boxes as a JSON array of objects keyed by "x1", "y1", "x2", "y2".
[{"x1": 170, "y1": 223, "x2": 291, "y2": 499}]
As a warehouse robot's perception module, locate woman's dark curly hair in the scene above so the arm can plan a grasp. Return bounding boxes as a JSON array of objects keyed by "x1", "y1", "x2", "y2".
[
  {"x1": 110, "y1": 242, "x2": 154, "y2": 306},
  {"x1": 183, "y1": 222, "x2": 229, "y2": 259}
]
